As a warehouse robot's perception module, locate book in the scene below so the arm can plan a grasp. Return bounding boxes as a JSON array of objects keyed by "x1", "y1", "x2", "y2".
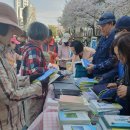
[
  {"x1": 99, "y1": 117, "x2": 130, "y2": 130},
  {"x1": 112, "y1": 128, "x2": 130, "y2": 130},
  {"x1": 82, "y1": 88, "x2": 99, "y2": 101},
  {"x1": 59, "y1": 111, "x2": 90, "y2": 125},
  {"x1": 49, "y1": 73, "x2": 60, "y2": 84},
  {"x1": 63, "y1": 124, "x2": 96, "y2": 130},
  {"x1": 37, "y1": 68, "x2": 58, "y2": 81},
  {"x1": 81, "y1": 59, "x2": 91, "y2": 68},
  {"x1": 59, "y1": 95, "x2": 88, "y2": 105},
  {"x1": 75, "y1": 78, "x2": 98, "y2": 91},
  {"x1": 98, "y1": 117, "x2": 109, "y2": 130},
  {"x1": 90, "y1": 100, "x2": 122, "y2": 112},
  {"x1": 59, "y1": 95, "x2": 90, "y2": 111},
  {"x1": 103, "y1": 115, "x2": 130, "y2": 128},
  {"x1": 75, "y1": 78, "x2": 98, "y2": 86}
]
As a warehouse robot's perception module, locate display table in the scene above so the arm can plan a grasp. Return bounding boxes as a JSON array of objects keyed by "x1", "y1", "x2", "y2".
[
  {"x1": 28, "y1": 84, "x2": 60, "y2": 130},
  {"x1": 28, "y1": 84, "x2": 101, "y2": 130}
]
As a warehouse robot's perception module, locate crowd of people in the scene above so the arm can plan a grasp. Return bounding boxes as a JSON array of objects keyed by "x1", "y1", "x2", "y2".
[{"x1": 0, "y1": 2, "x2": 130, "y2": 130}]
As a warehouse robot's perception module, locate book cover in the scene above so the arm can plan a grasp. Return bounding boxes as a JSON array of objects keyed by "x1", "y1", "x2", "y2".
[
  {"x1": 75, "y1": 78, "x2": 98, "y2": 87},
  {"x1": 37, "y1": 68, "x2": 57, "y2": 81},
  {"x1": 49, "y1": 73, "x2": 60, "y2": 84},
  {"x1": 103, "y1": 115, "x2": 130, "y2": 128},
  {"x1": 81, "y1": 59, "x2": 91, "y2": 68},
  {"x1": 112, "y1": 128, "x2": 130, "y2": 130},
  {"x1": 63, "y1": 124, "x2": 96, "y2": 130},
  {"x1": 59, "y1": 111, "x2": 90, "y2": 124},
  {"x1": 59, "y1": 95, "x2": 88, "y2": 105},
  {"x1": 82, "y1": 88, "x2": 98, "y2": 101},
  {"x1": 90, "y1": 100, "x2": 122, "y2": 110}
]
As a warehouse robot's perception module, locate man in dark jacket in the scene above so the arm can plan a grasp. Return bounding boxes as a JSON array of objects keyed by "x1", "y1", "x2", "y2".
[{"x1": 87, "y1": 12, "x2": 117, "y2": 77}]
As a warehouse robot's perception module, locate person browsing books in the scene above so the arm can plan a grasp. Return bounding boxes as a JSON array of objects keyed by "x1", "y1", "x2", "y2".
[
  {"x1": 106, "y1": 16, "x2": 130, "y2": 87},
  {"x1": 70, "y1": 40, "x2": 95, "y2": 61},
  {"x1": 93, "y1": 16, "x2": 130, "y2": 98},
  {"x1": 70, "y1": 40, "x2": 95, "y2": 72},
  {"x1": 0, "y1": 2, "x2": 49, "y2": 130},
  {"x1": 58, "y1": 33, "x2": 72, "y2": 70},
  {"x1": 20, "y1": 22, "x2": 49, "y2": 126},
  {"x1": 87, "y1": 12, "x2": 117, "y2": 77},
  {"x1": 112, "y1": 32, "x2": 130, "y2": 115}
]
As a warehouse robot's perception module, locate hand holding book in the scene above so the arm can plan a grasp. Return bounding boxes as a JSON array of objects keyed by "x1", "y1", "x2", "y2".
[{"x1": 87, "y1": 64, "x2": 94, "y2": 74}]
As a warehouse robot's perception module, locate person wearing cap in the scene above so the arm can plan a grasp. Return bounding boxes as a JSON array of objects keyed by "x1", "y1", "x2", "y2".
[
  {"x1": 43, "y1": 29, "x2": 58, "y2": 64},
  {"x1": 0, "y1": 2, "x2": 48, "y2": 130},
  {"x1": 6, "y1": 35, "x2": 22, "y2": 70},
  {"x1": 87, "y1": 12, "x2": 117, "y2": 79},
  {"x1": 58, "y1": 33, "x2": 72, "y2": 70},
  {"x1": 111, "y1": 32, "x2": 130, "y2": 115},
  {"x1": 107, "y1": 16, "x2": 130, "y2": 88},
  {"x1": 107, "y1": 16, "x2": 130, "y2": 115},
  {"x1": 115, "y1": 15, "x2": 130, "y2": 38}
]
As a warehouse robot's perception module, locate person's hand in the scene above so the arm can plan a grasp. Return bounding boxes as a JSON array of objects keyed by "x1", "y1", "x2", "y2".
[
  {"x1": 107, "y1": 83, "x2": 117, "y2": 89},
  {"x1": 117, "y1": 85, "x2": 127, "y2": 98},
  {"x1": 40, "y1": 77, "x2": 49, "y2": 93},
  {"x1": 29, "y1": 73, "x2": 43, "y2": 83},
  {"x1": 87, "y1": 64, "x2": 94, "y2": 73}
]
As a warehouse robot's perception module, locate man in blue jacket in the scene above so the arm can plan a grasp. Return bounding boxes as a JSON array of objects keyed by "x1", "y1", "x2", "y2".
[{"x1": 87, "y1": 12, "x2": 117, "y2": 77}]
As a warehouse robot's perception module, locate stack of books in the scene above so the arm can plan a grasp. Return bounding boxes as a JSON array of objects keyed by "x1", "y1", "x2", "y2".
[
  {"x1": 99, "y1": 115, "x2": 130, "y2": 130},
  {"x1": 82, "y1": 88, "x2": 99, "y2": 101},
  {"x1": 58, "y1": 110, "x2": 91, "y2": 125},
  {"x1": 75, "y1": 78, "x2": 98, "y2": 91},
  {"x1": 90, "y1": 100, "x2": 122, "y2": 116},
  {"x1": 63, "y1": 124, "x2": 97, "y2": 130},
  {"x1": 59, "y1": 95, "x2": 90, "y2": 111}
]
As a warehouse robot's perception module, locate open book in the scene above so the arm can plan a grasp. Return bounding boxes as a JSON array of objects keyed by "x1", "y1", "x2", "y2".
[
  {"x1": 36, "y1": 68, "x2": 58, "y2": 81},
  {"x1": 49, "y1": 73, "x2": 60, "y2": 84},
  {"x1": 34, "y1": 68, "x2": 59, "y2": 84}
]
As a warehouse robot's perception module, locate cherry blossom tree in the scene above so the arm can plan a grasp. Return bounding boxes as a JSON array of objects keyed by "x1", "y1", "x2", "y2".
[{"x1": 59, "y1": 0, "x2": 130, "y2": 36}]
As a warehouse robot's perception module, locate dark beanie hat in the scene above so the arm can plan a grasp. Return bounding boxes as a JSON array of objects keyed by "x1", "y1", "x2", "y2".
[{"x1": 115, "y1": 16, "x2": 130, "y2": 29}]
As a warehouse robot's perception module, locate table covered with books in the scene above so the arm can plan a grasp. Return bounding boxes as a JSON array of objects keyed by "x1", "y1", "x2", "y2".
[{"x1": 28, "y1": 76, "x2": 130, "y2": 130}]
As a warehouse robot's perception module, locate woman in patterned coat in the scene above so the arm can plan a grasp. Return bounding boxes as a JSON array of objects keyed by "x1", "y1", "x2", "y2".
[{"x1": 0, "y1": 2, "x2": 47, "y2": 130}]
